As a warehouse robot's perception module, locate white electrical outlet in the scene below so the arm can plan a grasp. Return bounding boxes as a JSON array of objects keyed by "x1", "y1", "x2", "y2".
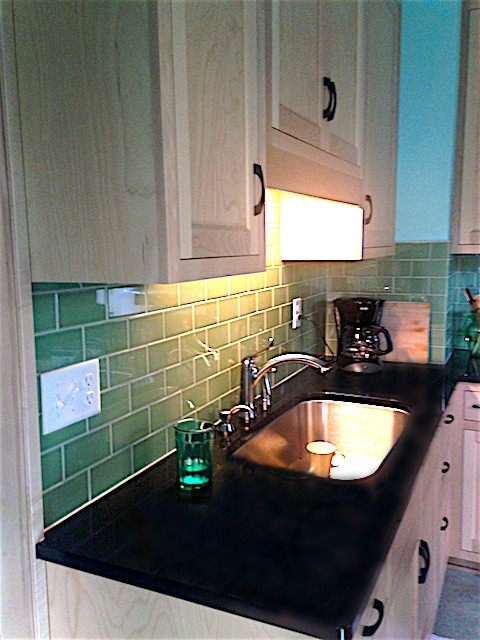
[
  {"x1": 292, "y1": 297, "x2": 302, "y2": 329},
  {"x1": 40, "y1": 359, "x2": 101, "y2": 434}
]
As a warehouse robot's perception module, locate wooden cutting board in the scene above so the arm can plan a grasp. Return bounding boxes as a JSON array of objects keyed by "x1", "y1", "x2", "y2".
[{"x1": 381, "y1": 301, "x2": 430, "y2": 363}]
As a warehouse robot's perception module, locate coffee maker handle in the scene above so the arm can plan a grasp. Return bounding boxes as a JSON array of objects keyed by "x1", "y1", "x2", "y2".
[{"x1": 371, "y1": 326, "x2": 393, "y2": 355}]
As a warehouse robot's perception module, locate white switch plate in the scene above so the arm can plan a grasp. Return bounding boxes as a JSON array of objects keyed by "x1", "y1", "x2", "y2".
[
  {"x1": 40, "y1": 359, "x2": 101, "y2": 434},
  {"x1": 292, "y1": 297, "x2": 302, "y2": 329}
]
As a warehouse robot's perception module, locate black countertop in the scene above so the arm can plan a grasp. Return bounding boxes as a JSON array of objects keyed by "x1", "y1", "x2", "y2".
[{"x1": 37, "y1": 355, "x2": 477, "y2": 640}]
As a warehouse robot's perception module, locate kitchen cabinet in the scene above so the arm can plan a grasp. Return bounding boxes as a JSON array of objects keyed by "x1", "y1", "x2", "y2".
[
  {"x1": 362, "y1": 0, "x2": 400, "y2": 259},
  {"x1": 452, "y1": 1, "x2": 480, "y2": 254},
  {"x1": 447, "y1": 382, "x2": 480, "y2": 567},
  {"x1": 13, "y1": 0, "x2": 266, "y2": 284},
  {"x1": 266, "y1": 0, "x2": 366, "y2": 205},
  {"x1": 355, "y1": 415, "x2": 452, "y2": 639}
]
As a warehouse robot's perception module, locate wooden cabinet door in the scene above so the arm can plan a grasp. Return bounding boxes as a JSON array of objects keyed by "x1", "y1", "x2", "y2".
[
  {"x1": 452, "y1": 6, "x2": 480, "y2": 254},
  {"x1": 271, "y1": 0, "x2": 363, "y2": 166},
  {"x1": 166, "y1": 0, "x2": 266, "y2": 265},
  {"x1": 363, "y1": 0, "x2": 400, "y2": 258}
]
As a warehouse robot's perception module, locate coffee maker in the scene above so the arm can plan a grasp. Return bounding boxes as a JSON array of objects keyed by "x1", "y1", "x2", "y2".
[{"x1": 333, "y1": 297, "x2": 393, "y2": 373}]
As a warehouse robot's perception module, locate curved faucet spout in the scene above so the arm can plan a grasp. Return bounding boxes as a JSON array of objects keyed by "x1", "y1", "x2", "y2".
[{"x1": 239, "y1": 353, "x2": 331, "y2": 424}]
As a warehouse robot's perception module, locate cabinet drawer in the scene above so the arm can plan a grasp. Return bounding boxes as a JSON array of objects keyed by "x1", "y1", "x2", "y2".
[{"x1": 463, "y1": 390, "x2": 480, "y2": 422}]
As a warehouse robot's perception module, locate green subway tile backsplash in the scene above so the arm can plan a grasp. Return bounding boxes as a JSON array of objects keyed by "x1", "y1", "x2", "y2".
[{"x1": 35, "y1": 193, "x2": 469, "y2": 527}]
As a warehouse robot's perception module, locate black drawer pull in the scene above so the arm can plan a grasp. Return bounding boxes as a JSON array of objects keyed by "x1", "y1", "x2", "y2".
[
  {"x1": 441, "y1": 461, "x2": 450, "y2": 473},
  {"x1": 441, "y1": 517, "x2": 449, "y2": 531},
  {"x1": 362, "y1": 598, "x2": 384, "y2": 637},
  {"x1": 472, "y1": 404, "x2": 480, "y2": 409},
  {"x1": 418, "y1": 539, "x2": 430, "y2": 584},
  {"x1": 444, "y1": 414, "x2": 454, "y2": 424}
]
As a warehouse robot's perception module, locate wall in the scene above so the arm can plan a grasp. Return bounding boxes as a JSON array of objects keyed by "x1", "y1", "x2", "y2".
[
  {"x1": 33, "y1": 191, "x2": 328, "y2": 527},
  {"x1": 395, "y1": 0, "x2": 461, "y2": 242},
  {"x1": 447, "y1": 255, "x2": 480, "y2": 352}
]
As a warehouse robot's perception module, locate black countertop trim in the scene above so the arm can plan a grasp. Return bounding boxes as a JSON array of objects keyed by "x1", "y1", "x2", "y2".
[{"x1": 37, "y1": 355, "x2": 476, "y2": 640}]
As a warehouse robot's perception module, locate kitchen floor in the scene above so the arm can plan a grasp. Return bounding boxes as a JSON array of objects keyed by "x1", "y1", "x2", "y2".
[{"x1": 433, "y1": 568, "x2": 480, "y2": 639}]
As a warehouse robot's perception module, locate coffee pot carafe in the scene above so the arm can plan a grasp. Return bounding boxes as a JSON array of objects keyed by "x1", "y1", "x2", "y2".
[{"x1": 333, "y1": 297, "x2": 393, "y2": 373}]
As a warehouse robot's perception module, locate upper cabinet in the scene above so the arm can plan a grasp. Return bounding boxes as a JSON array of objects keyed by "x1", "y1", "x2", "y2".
[
  {"x1": 362, "y1": 0, "x2": 401, "y2": 258},
  {"x1": 266, "y1": 0, "x2": 400, "y2": 259},
  {"x1": 267, "y1": 0, "x2": 366, "y2": 205},
  {"x1": 452, "y1": 1, "x2": 480, "y2": 254},
  {"x1": 13, "y1": 0, "x2": 266, "y2": 283}
]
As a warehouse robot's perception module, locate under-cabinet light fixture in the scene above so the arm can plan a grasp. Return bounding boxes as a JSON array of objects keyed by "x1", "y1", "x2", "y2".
[{"x1": 279, "y1": 190, "x2": 364, "y2": 261}]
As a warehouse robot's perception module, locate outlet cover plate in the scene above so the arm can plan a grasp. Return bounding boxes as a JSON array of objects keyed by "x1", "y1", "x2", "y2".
[{"x1": 40, "y1": 359, "x2": 101, "y2": 434}]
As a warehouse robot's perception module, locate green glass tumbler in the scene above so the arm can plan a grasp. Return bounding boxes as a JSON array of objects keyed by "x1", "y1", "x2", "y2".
[{"x1": 174, "y1": 419, "x2": 213, "y2": 490}]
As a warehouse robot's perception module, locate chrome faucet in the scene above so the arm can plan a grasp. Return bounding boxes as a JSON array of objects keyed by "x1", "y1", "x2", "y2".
[{"x1": 239, "y1": 349, "x2": 331, "y2": 423}]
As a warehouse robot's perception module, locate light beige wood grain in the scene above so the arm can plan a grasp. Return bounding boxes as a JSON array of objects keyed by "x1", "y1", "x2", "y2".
[
  {"x1": 46, "y1": 564, "x2": 317, "y2": 640},
  {"x1": 451, "y1": 5, "x2": 480, "y2": 255},
  {"x1": 381, "y1": 302, "x2": 430, "y2": 364},
  {"x1": 0, "y1": 3, "x2": 48, "y2": 636},
  {"x1": 363, "y1": 0, "x2": 400, "y2": 258}
]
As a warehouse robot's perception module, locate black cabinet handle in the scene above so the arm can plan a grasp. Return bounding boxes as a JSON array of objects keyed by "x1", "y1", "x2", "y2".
[
  {"x1": 323, "y1": 77, "x2": 336, "y2": 121},
  {"x1": 472, "y1": 404, "x2": 480, "y2": 409},
  {"x1": 441, "y1": 517, "x2": 449, "y2": 531},
  {"x1": 365, "y1": 195, "x2": 373, "y2": 225},
  {"x1": 362, "y1": 598, "x2": 384, "y2": 637},
  {"x1": 253, "y1": 164, "x2": 265, "y2": 216},
  {"x1": 418, "y1": 539, "x2": 430, "y2": 584},
  {"x1": 441, "y1": 461, "x2": 450, "y2": 474},
  {"x1": 444, "y1": 414, "x2": 454, "y2": 424}
]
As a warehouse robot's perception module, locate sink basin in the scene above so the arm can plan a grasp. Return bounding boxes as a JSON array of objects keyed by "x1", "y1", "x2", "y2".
[{"x1": 232, "y1": 398, "x2": 409, "y2": 480}]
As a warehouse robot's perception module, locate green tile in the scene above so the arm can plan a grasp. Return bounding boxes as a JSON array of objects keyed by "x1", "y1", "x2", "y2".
[
  {"x1": 195, "y1": 354, "x2": 219, "y2": 382},
  {"x1": 229, "y1": 274, "x2": 249, "y2": 295},
  {"x1": 229, "y1": 317, "x2": 248, "y2": 343},
  {"x1": 179, "y1": 280, "x2": 206, "y2": 305},
  {"x1": 412, "y1": 260, "x2": 448, "y2": 278},
  {"x1": 427, "y1": 295, "x2": 447, "y2": 313},
  {"x1": 164, "y1": 307, "x2": 193, "y2": 338},
  {"x1": 40, "y1": 418, "x2": 87, "y2": 452},
  {"x1": 41, "y1": 448, "x2": 63, "y2": 490},
  {"x1": 396, "y1": 243, "x2": 430, "y2": 259},
  {"x1": 266, "y1": 267, "x2": 280, "y2": 287},
  {"x1": 257, "y1": 290, "x2": 272, "y2": 310},
  {"x1": 35, "y1": 329, "x2": 83, "y2": 374},
  {"x1": 89, "y1": 386, "x2": 130, "y2": 429},
  {"x1": 109, "y1": 348, "x2": 147, "y2": 386},
  {"x1": 150, "y1": 394, "x2": 182, "y2": 430},
  {"x1": 33, "y1": 294, "x2": 56, "y2": 333},
  {"x1": 64, "y1": 426, "x2": 110, "y2": 476},
  {"x1": 149, "y1": 337, "x2": 180, "y2": 371},
  {"x1": 273, "y1": 287, "x2": 288, "y2": 306},
  {"x1": 131, "y1": 371, "x2": 167, "y2": 410},
  {"x1": 266, "y1": 308, "x2": 280, "y2": 328},
  {"x1": 409, "y1": 278, "x2": 430, "y2": 295},
  {"x1": 112, "y1": 409, "x2": 149, "y2": 451},
  {"x1": 32, "y1": 283, "x2": 80, "y2": 292},
  {"x1": 146, "y1": 284, "x2": 179, "y2": 310},
  {"x1": 179, "y1": 330, "x2": 206, "y2": 361},
  {"x1": 194, "y1": 301, "x2": 218, "y2": 329},
  {"x1": 238, "y1": 336, "x2": 257, "y2": 358},
  {"x1": 58, "y1": 289, "x2": 106, "y2": 328},
  {"x1": 206, "y1": 324, "x2": 229, "y2": 350},
  {"x1": 219, "y1": 343, "x2": 239, "y2": 371},
  {"x1": 208, "y1": 370, "x2": 231, "y2": 401},
  {"x1": 133, "y1": 428, "x2": 168, "y2": 472},
  {"x1": 430, "y1": 345, "x2": 446, "y2": 364},
  {"x1": 182, "y1": 380, "x2": 208, "y2": 412},
  {"x1": 206, "y1": 277, "x2": 229, "y2": 300},
  {"x1": 91, "y1": 449, "x2": 132, "y2": 498},
  {"x1": 430, "y1": 278, "x2": 448, "y2": 295},
  {"x1": 165, "y1": 362, "x2": 194, "y2": 394},
  {"x1": 129, "y1": 313, "x2": 164, "y2": 348},
  {"x1": 250, "y1": 311, "x2": 265, "y2": 334},
  {"x1": 218, "y1": 297, "x2": 239, "y2": 322},
  {"x1": 85, "y1": 322, "x2": 128, "y2": 359},
  {"x1": 248, "y1": 272, "x2": 266, "y2": 291},
  {"x1": 43, "y1": 472, "x2": 88, "y2": 527},
  {"x1": 99, "y1": 357, "x2": 108, "y2": 390},
  {"x1": 430, "y1": 242, "x2": 450, "y2": 259},
  {"x1": 239, "y1": 293, "x2": 256, "y2": 316},
  {"x1": 274, "y1": 324, "x2": 288, "y2": 345}
]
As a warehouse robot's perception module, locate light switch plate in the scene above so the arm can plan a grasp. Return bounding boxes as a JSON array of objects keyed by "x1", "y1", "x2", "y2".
[{"x1": 40, "y1": 359, "x2": 101, "y2": 434}]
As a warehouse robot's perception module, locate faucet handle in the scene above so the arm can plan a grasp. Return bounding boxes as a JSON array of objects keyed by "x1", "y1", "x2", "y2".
[{"x1": 248, "y1": 336, "x2": 274, "y2": 360}]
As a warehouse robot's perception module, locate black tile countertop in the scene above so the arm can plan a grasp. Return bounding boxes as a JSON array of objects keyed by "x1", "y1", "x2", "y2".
[{"x1": 38, "y1": 358, "x2": 467, "y2": 640}]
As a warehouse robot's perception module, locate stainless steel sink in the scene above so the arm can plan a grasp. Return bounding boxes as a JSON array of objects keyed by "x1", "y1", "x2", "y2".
[{"x1": 232, "y1": 398, "x2": 409, "y2": 480}]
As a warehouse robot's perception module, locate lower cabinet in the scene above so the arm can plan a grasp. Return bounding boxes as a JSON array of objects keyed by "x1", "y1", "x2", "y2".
[
  {"x1": 355, "y1": 415, "x2": 452, "y2": 639},
  {"x1": 448, "y1": 382, "x2": 480, "y2": 568}
]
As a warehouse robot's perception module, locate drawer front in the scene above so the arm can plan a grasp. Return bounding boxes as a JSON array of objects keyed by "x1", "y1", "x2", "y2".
[{"x1": 463, "y1": 389, "x2": 480, "y2": 422}]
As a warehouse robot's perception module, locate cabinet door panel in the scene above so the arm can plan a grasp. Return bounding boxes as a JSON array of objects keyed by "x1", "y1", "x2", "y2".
[
  {"x1": 461, "y1": 429, "x2": 480, "y2": 553},
  {"x1": 172, "y1": 0, "x2": 261, "y2": 260}
]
